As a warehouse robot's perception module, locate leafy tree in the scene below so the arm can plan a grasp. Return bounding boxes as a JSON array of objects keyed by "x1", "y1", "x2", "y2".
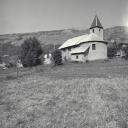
[
  {"x1": 123, "y1": 45, "x2": 128, "y2": 59},
  {"x1": 52, "y1": 49, "x2": 62, "y2": 66},
  {"x1": 20, "y1": 37, "x2": 43, "y2": 67},
  {"x1": 107, "y1": 42, "x2": 117, "y2": 58}
]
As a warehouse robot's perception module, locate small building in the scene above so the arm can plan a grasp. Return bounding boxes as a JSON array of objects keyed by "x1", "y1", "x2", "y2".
[
  {"x1": 59, "y1": 15, "x2": 108, "y2": 62},
  {"x1": 43, "y1": 53, "x2": 52, "y2": 65}
]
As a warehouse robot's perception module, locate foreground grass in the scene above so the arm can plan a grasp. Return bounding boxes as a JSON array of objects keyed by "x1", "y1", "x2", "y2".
[{"x1": 0, "y1": 73, "x2": 128, "y2": 128}]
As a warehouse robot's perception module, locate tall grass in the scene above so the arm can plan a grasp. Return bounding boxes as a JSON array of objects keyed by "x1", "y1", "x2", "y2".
[{"x1": 0, "y1": 74, "x2": 128, "y2": 128}]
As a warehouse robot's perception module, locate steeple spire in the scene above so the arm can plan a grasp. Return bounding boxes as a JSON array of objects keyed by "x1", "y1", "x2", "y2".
[{"x1": 90, "y1": 15, "x2": 103, "y2": 29}]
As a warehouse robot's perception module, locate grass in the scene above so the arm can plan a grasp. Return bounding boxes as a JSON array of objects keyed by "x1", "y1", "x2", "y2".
[{"x1": 0, "y1": 58, "x2": 128, "y2": 128}]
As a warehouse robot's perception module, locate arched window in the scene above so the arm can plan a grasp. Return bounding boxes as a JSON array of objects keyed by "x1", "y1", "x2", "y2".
[
  {"x1": 99, "y1": 29, "x2": 100, "y2": 32},
  {"x1": 93, "y1": 29, "x2": 95, "y2": 33}
]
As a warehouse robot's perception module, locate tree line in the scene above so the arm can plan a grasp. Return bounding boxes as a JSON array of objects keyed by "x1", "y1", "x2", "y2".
[
  {"x1": 1, "y1": 37, "x2": 128, "y2": 68},
  {"x1": 107, "y1": 41, "x2": 128, "y2": 59},
  {"x1": 20, "y1": 37, "x2": 62, "y2": 67}
]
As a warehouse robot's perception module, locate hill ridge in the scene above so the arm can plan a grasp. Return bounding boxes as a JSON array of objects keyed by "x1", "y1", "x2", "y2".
[{"x1": 0, "y1": 26, "x2": 128, "y2": 47}]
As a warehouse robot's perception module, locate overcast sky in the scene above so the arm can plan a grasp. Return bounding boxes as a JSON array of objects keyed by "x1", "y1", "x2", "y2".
[{"x1": 0, "y1": 0, "x2": 128, "y2": 34}]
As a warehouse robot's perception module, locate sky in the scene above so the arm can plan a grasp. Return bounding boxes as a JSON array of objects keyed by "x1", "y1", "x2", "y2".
[{"x1": 0, "y1": 0, "x2": 128, "y2": 34}]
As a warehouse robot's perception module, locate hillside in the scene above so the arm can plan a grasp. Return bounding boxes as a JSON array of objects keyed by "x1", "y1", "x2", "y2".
[
  {"x1": 104, "y1": 26, "x2": 128, "y2": 43},
  {"x1": 0, "y1": 26, "x2": 128, "y2": 46},
  {"x1": 0, "y1": 29, "x2": 89, "y2": 46},
  {"x1": 0, "y1": 26, "x2": 128, "y2": 56}
]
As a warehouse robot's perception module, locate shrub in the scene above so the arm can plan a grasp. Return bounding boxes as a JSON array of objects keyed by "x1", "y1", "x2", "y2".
[
  {"x1": 107, "y1": 44, "x2": 117, "y2": 58},
  {"x1": 123, "y1": 45, "x2": 128, "y2": 59},
  {"x1": 20, "y1": 37, "x2": 43, "y2": 67},
  {"x1": 52, "y1": 49, "x2": 62, "y2": 65}
]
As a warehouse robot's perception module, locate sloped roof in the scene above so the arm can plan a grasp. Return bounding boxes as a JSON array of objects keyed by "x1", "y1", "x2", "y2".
[
  {"x1": 90, "y1": 15, "x2": 103, "y2": 29},
  {"x1": 59, "y1": 35, "x2": 88, "y2": 49},
  {"x1": 70, "y1": 45, "x2": 90, "y2": 54},
  {"x1": 59, "y1": 33, "x2": 106, "y2": 49}
]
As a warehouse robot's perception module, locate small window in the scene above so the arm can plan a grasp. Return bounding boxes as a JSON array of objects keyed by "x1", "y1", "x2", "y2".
[
  {"x1": 99, "y1": 29, "x2": 100, "y2": 32},
  {"x1": 93, "y1": 29, "x2": 95, "y2": 33},
  {"x1": 76, "y1": 55, "x2": 78, "y2": 59},
  {"x1": 92, "y1": 44, "x2": 96, "y2": 50}
]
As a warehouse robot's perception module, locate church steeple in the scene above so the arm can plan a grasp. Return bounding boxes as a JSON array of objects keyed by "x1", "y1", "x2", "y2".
[
  {"x1": 90, "y1": 15, "x2": 103, "y2": 29},
  {"x1": 90, "y1": 15, "x2": 104, "y2": 39}
]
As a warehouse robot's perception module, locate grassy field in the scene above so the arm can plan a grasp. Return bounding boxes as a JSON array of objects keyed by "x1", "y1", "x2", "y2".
[{"x1": 0, "y1": 58, "x2": 128, "y2": 128}]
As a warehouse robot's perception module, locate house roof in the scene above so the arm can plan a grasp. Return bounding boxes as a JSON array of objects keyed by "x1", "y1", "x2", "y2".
[
  {"x1": 70, "y1": 45, "x2": 90, "y2": 54},
  {"x1": 90, "y1": 15, "x2": 103, "y2": 29},
  {"x1": 59, "y1": 33, "x2": 106, "y2": 49}
]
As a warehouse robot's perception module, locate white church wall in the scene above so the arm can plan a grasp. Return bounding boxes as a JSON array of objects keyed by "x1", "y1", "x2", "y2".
[
  {"x1": 61, "y1": 48, "x2": 72, "y2": 61},
  {"x1": 61, "y1": 41, "x2": 107, "y2": 62},
  {"x1": 90, "y1": 28, "x2": 103, "y2": 39},
  {"x1": 70, "y1": 43, "x2": 89, "y2": 62},
  {"x1": 88, "y1": 42, "x2": 107, "y2": 61},
  {"x1": 71, "y1": 54, "x2": 86, "y2": 62}
]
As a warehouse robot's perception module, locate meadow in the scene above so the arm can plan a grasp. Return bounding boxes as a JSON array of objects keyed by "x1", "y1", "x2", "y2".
[{"x1": 0, "y1": 58, "x2": 128, "y2": 128}]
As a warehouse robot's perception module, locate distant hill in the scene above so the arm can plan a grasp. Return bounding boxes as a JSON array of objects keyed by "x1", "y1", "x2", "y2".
[
  {"x1": 0, "y1": 29, "x2": 89, "y2": 46},
  {"x1": 104, "y1": 26, "x2": 128, "y2": 44},
  {"x1": 0, "y1": 26, "x2": 128, "y2": 46},
  {"x1": 0, "y1": 26, "x2": 128, "y2": 56}
]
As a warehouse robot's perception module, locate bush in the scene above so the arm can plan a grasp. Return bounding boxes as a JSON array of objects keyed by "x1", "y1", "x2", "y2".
[
  {"x1": 20, "y1": 37, "x2": 43, "y2": 67},
  {"x1": 123, "y1": 45, "x2": 128, "y2": 59},
  {"x1": 52, "y1": 49, "x2": 62, "y2": 65},
  {"x1": 107, "y1": 44, "x2": 117, "y2": 58}
]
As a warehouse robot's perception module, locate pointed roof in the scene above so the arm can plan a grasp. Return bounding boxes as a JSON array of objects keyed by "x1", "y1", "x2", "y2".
[{"x1": 90, "y1": 15, "x2": 103, "y2": 29}]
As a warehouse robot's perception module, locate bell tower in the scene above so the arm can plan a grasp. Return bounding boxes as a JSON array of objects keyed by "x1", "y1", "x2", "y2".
[{"x1": 90, "y1": 15, "x2": 104, "y2": 39}]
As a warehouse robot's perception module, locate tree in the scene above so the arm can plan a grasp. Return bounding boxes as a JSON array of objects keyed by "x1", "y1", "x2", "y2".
[
  {"x1": 52, "y1": 49, "x2": 62, "y2": 66},
  {"x1": 123, "y1": 45, "x2": 128, "y2": 59},
  {"x1": 107, "y1": 42, "x2": 117, "y2": 59},
  {"x1": 20, "y1": 37, "x2": 43, "y2": 67}
]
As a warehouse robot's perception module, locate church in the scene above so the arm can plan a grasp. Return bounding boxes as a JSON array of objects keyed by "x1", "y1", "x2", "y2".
[{"x1": 59, "y1": 15, "x2": 108, "y2": 62}]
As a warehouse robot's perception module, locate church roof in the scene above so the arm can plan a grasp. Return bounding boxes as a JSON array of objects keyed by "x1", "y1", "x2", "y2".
[
  {"x1": 90, "y1": 15, "x2": 103, "y2": 29},
  {"x1": 70, "y1": 45, "x2": 90, "y2": 54},
  {"x1": 59, "y1": 33, "x2": 106, "y2": 49}
]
